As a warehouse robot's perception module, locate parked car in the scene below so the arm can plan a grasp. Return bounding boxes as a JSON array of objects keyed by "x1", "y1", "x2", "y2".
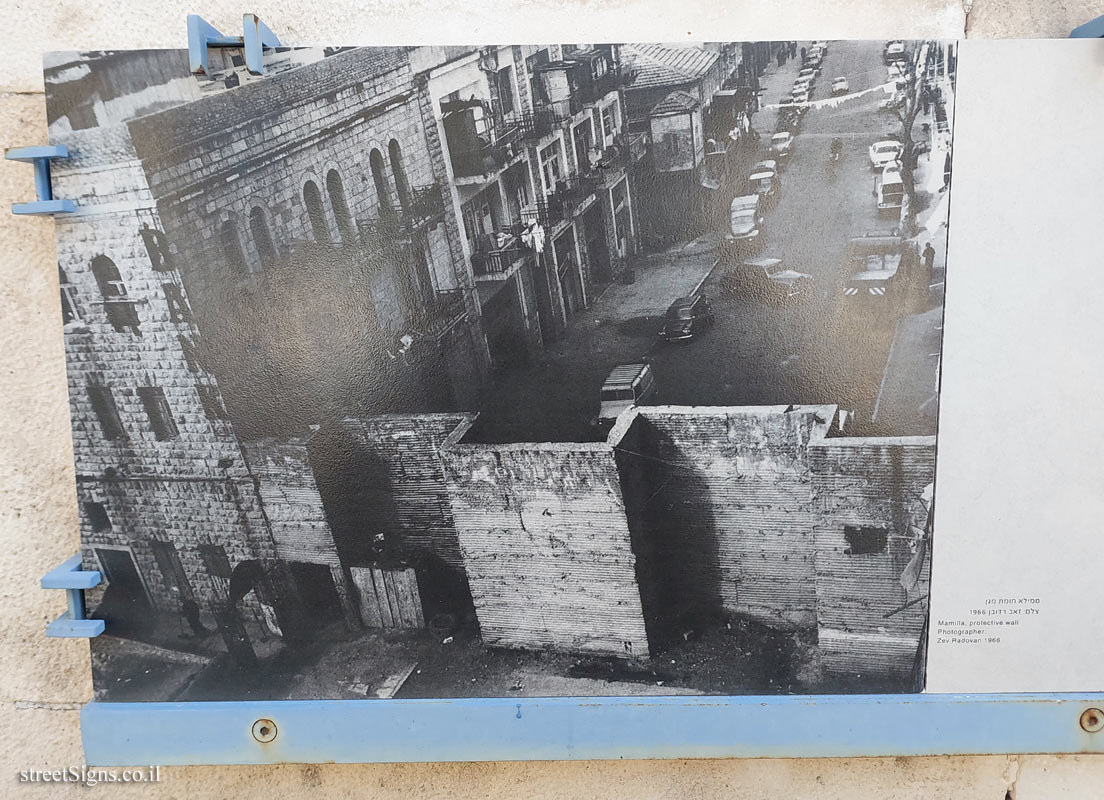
[
  {"x1": 726, "y1": 194, "x2": 764, "y2": 246},
  {"x1": 868, "y1": 139, "x2": 903, "y2": 169},
  {"x1": 798, "y1": 66, "x2": 819, "y2": 83},
  {"x1": 660, "y1": 295, "x2": 715, "y2": 342},
  {"x1": 884, "y1": 41, "x2": 906, "y2": 64},
  {"x1": 749, "y1": 161, "x2": 781, "y2": 207},
  {"x1": 791, "y1": 86, "x2": 810, "y2": 105},
  {"x1": 875, "y1": 170, "x2": 905, "y2": 216},
  {"x1": 812, "y1": 40, "x2": 829, "y2": 55},
  {"x1": 770, "y1": 131, "x2": 794, "y2": 161},
  {"x1": 597, "y1": 363, "x2": 657, "y2": 425},
  {"x1": 831, "y1": 77, "x2": 849, "y2": 96},
  {"x1": 724, "y1": 256, "x2": 814, "y2": 303}
]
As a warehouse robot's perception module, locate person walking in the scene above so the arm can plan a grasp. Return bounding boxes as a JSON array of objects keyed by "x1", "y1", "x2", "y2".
[{"x1": 923, "y1": 242, "x2": 936, "y2": 277}]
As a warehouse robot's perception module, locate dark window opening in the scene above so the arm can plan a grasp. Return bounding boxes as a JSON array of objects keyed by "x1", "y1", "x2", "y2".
[
  {"x1": 303, "y1": 180, "x2": 330, "y2": 243},
  {"x1": 388, "y1": 140, "x2": 411, "y2": 212},
  {"x1": 139, "y1": 226, "x2": 173, "y2": 271},
  {"x1": 87, "y1": 383, "x2": 126, "y2": 441},
  {"x1": 843, "y1": 525, "x2": 888, "y2": 556},
  {"x1": 59, "y1": 265, "x2": 82, "y2": 324},
  {"x1": 162, "y1": 283, "x2": 193, "y2": 324},
  {"x1": 220, "y1": 221, "x2": 247, "y2": 277},
  {"x1": 495, "y1": 66, "x2": 515, "y2": 115},
  {"x1": 196, "y1": 384, "x2": 227, "y2": 420},
  {"x1": 90, "y1": 255, "x2": 141, "y2": 334},
  {"x1": 230, "y1": 53, "x2": 245, "y2": 67},
  {"x1": 249, "y1": 207, "x2": 277, "y2": 267},
  {"x1": 325, "y1": 170, "x2": 355, "y2": 243},
  {"x1": 137, "y1": 386, "x2": 179, "y2": 441},
  {"x1": 369, "y1": 149, "x2": 392, "y2": 215},
  {"x1": 198, "y1": 543, "x2": 233, "y2": 581},
  {"x1": 83, "y1": 501, "x2": 111, "y2": 532}
]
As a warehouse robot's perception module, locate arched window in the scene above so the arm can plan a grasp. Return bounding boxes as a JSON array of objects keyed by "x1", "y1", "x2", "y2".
[
  {"x1": 369, "y1": 149, "x2": 392, "y2": 214},
  {"x1": 90, "y1": 255, "x2": 141, "y2": 334},
  {"x1": 249, "y1": 207, "x2": 277, "y2": 268},
  {"x1": 388, "y1": 139, "x2": 411, "y2": 211},
  {"x1": 325, "y1": 169, "x2": 355, "y2": 243},
  {"x1": 302, "y1": 180, "x2": 330, "y2": 243},
  {"x1": 220, "y1": 221, "x2": 247, "y2": 276}
]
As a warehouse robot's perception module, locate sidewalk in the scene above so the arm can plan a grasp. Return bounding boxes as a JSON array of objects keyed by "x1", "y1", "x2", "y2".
[{"x1": 753, "y1": 46, "x2": 812, "y2": 136}]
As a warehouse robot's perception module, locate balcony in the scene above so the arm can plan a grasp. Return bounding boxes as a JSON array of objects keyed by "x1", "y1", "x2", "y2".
[
  {"x1": 470, "y1": 231, "x2": 533, "y2": 279},
  {"x1": 441, "y1": 99, "x2": 524, "y2": 182},
  {"x1": 401, "y1": 183, "x2": 446, "y2": 232},
  {"x1": 421, "y1": 288, "x2": 468, "y2": 339}
]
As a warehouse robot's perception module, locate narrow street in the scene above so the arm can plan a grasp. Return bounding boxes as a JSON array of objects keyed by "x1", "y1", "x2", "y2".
[{"x1": 471, "y1": 40, "x2": 941, "y2": 444}]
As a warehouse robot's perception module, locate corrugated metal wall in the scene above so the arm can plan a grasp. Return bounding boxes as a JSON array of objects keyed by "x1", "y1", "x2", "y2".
[
  {"x1": 441, "y1": 441, "x2": 650, "y2": 658},
  {"x1": 810, "y1": 436, "x2": 936, "y2": 677}
]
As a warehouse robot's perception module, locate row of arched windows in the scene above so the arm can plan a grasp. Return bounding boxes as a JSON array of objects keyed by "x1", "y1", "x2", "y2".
[{"x1": 220, "y1": 138, "x2": 413, "y2": 278}]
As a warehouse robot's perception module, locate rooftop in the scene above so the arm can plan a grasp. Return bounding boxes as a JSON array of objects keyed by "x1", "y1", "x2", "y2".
[{"x1": 621, "y1": 44, "x2": 719, "y2": 91}]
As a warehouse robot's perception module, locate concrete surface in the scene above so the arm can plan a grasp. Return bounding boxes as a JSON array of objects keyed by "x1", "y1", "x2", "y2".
[{"x1": 2, "y1": 1, "x2": 1103, "y2": 796}]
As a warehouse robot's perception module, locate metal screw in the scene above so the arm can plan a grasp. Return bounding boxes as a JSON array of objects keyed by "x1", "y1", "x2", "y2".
[
  {"x1": 251, "y1": 718, "x2": 278, "y2": 743},
  {"x1": 1080, "y1": 708, "x2": 1104, "y2": 733}
]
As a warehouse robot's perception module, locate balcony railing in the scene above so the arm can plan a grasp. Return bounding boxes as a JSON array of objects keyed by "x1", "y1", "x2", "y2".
[
  {"x1": 401, "y1": 183, "x2": 445, "y2": 231},
  {"x1": 470, "y1": 231, "x2": 531, "y2": 277},
  {"x1": 422, "y1": 288, "x2": 467, "y2": 337},
  {"x1": 442, "y1": 102, "x2": 524, "y2": 179}
]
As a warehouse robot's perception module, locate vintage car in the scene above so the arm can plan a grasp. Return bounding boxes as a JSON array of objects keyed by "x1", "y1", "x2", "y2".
[
  {"x1": 725, "y1": 256, "x2": 814, "y2": 303},
  {"x1": 726, "y1": 194, "x2": 764, "y2": 246},
  {"x1": 749, "y1": 160, "x2": 780, "y2": 204},
  {"x1": 875, "y1": 170, "x2": 905, "y2": 215},
  {"x1": 791, "y1": 86, "x2": 811, "y2": 105},
  {"x1": 831, "y1": 77, "x2": 850, "y2": 96},
  {"x1": 868, "y1": 139, "x2": 903, "y2": 169},
  {"x1": 770, "y1": 131, "x2": 794, "y2": 161},
  {"x1": 884, "y1": 41, "x2": 907, "y2": 64},
  {"x1": 597, "y1": 363, "x2": 657, "y2": 425},
  {"x1": 659, "y1": 294, "x2": 715, "y2": 342}
]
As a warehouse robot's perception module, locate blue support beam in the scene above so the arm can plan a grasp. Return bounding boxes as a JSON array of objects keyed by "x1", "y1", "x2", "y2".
[
  {"x1": 41, "y1": 554, "x2": 104, "y2": 639},
  {"x1": 188, "y1": 13, "x2": 281, "y2": 76},
  {"x1": 1071, "y1": 16, "x2": 1104, "y2": 37},
  {"x1": 6, "y1": 145, "x2": 76, "y2": 216}
]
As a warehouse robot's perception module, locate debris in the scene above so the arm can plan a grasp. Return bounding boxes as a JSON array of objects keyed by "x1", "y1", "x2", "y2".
[
  {"x1": 508, "y1": 680, "x2": 523, "y2": 692},
  {"x1": 441, "y1": 636, "x2": 454, "y2": 645}
]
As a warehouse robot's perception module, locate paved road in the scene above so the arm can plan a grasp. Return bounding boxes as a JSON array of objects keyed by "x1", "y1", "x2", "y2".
[
  {"x1": 471, "y1": 41, "x2": 933, "y2": 443},
  {"x1": 650, "y1": 40, "x2": 912, "y2": 430}
]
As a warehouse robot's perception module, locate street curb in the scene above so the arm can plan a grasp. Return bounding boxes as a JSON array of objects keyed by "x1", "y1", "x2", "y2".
[{"x1": 691, "y1": 256, "x2": 723, "y2": 298}]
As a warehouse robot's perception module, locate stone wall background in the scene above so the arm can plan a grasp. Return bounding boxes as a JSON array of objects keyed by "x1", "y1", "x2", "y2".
[{"x1": 2, "y1": 1, "x2": 1102, "y2": 796}]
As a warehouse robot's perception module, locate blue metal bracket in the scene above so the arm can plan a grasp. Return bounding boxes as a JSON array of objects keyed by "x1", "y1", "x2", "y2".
[
  {"x1": 188, "y1": 14, "x2": 281, "y2": 76},
  {"x1": 41, "y1": 554, "x2": 104, "y2": 638},
  {"x1": 1071, "y1": 16, "x2": 1104, "y2": 37},
  {"x1": 5, "y1": 145, "x2": 76, "y2": 216}
]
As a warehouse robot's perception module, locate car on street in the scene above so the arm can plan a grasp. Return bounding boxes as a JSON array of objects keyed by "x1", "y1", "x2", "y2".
[
  {"x1": 726, "y1": 194, "x2": 764, "y2": 246},
  {"x1": 749, "y1": 161, "x2": 780, "y2": 206},
  {"x1": 875, "y1": 170, "x2": 905, "y2": 215},
  {"x1": 659, "y1": 294, "x2": 715, "y2": 342},
  {"x1": 724, "y1": 256, "x2": 814, "y2": 303},
  {"x1": 884, "y1": 41, "x2": 907, "y2": 64},
  {"x1": 831, "y1": 77, "x2": 850, "y2": 96},
  {"x1": 597, "y1": 363, "x2": 657, "y2": 426},
  {"x1": 839, "y1": 233, "x2": 923, "y2": 320},
  {"x1": 812, "y1": 40, "x2": 829, "y2": 55},
  {"x1": 798, "y1": 66, "x2": 819, "y2": 83},
  {"x1": 770, "y1": 131, "x2": 794, "y2": 161},
  {"x1": 868, "y1": 139, "x2": 903, "y2": 169},
  {"x1": 791, "y1": 86, "x2": 810, "y2": 104}
]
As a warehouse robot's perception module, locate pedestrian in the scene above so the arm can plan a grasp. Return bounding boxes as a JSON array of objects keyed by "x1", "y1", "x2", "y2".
[
  {"x1": 790, "y1": 41, "x2": 797, "y2": 59},
  {"x1": 800, "y1": 46, "x2": 806, "y2": 63},
  {"x1": 923, "y1": 242, "x2": 936, "y2": 275}
]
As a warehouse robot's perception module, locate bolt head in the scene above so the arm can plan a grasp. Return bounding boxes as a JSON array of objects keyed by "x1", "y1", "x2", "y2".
[
  {"x1": 1080, "y1": 708, "x2": 1104, "y2": 733},
  {"x1": 252, "y1": 718, "x2": 278, "y2": 743}
]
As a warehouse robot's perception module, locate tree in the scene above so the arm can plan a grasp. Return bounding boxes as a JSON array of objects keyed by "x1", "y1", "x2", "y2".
[{"x1": 889, "y1": 42, "x2": 929, "y2": 235}]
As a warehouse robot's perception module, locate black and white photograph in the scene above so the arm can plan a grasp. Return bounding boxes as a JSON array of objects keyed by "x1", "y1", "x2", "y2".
[{"x1": 45, "y1": 38, "x2": 955, "y2": 702}]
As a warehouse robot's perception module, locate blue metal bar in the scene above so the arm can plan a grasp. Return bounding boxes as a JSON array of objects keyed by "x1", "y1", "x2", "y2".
[
  {"x1": 80, "y1": 693, "x2": 1104, "y2": 765},
  {"x1": 41, "y1": 554, "x2": 103, "y2": 639},
  {"x1": 1071, "y1": 16, "x2": 1104, "y2": 37},
  {"x1": 242, "y1": 14, "x2": 281, "y2": 76},
  {"x1": 188, "y1": 14, "x2": 280, "y2": 76},
  {"x1": 6, "y1": 145, "x2": 75, "y2": 215}
]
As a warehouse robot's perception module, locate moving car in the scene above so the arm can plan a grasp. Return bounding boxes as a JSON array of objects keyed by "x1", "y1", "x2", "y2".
[
  {"x1": 598, "y1": 363, "x2": 657, "y2": 425},
  {"x1": 725, "y1": 256, "x2": 814, "y2": 303},
  {"x1": 770, "y1": 131, "x2": 794, "y2": 161},
  {"x1": 726, "y1": 194, "x2": 764, "y2": 245},
  {"x1": 868, "y1": 139, "x2": 903, "y2": 169},
  {"x1": 659, "y1": 294, "x2": 715, "y2": 342},
  {"x1": 831, "y1": 77, "x2": 849, "y2": 96}
]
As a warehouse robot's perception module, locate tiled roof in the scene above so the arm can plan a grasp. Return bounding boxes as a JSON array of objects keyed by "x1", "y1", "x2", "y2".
[
  {"x1": 621, "y1": 44, "x2": 719, "y2": 91},
  {"x1": 650, "y1": 89, "x2": 700, "y2": 116}
]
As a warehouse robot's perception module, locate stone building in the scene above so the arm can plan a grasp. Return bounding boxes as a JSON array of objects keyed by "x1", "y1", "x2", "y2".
[{"x1": 424, "y1": 44, "x2": 645, "y2": 369}]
